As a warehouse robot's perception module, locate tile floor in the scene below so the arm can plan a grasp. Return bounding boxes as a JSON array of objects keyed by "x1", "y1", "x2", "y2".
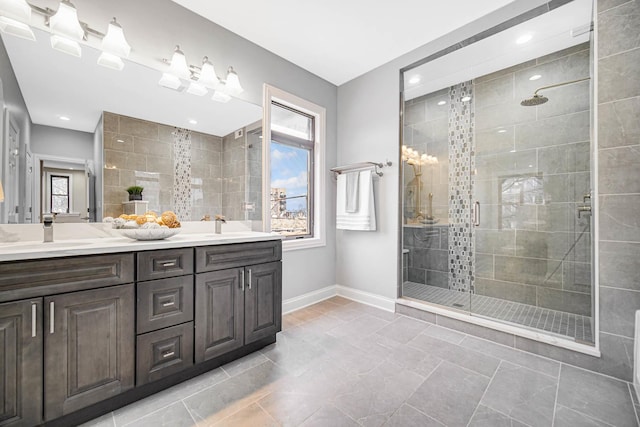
[
  {"x1": 82, "y1": 297, "x2": 638, "y2": 427},
  {"x1": 403, "y1": 282, "x2": 594, "y2": 343}
]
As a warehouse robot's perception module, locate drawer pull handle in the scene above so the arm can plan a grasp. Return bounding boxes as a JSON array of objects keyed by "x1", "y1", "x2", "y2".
[
  {"x1": 248, "y1": 269, "x2": 252, "y2": 290},
  {"x1": 162, "y1": 261, "x2": 176, "y2": 268},
  {"x1": 241, "y1": 269, "x2": 245, "y2": 291},
  {"x1": 31, "y1": 303, "x2": 37, "y2": 338},
  {"x1": 162, "y1": 301, "x2": 175, "y2": 307},
  {"x1": 49, "y1": 301, "x2": 55, "y2": 334},
  {"x1": 162, "y1": 351, "x2": 175, "y2": 358}
]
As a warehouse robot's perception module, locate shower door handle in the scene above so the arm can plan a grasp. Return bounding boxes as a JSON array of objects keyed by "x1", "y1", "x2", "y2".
[{"x1": 473, "y1": 201, "x2": 480, "y2": 226}]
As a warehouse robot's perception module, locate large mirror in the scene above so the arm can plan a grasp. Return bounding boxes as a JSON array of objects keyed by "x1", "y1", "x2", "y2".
[{"x1": 0, "y1": 20, "x2": 262, "y2": 224}]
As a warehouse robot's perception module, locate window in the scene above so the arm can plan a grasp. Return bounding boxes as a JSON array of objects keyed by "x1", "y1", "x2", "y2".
[
  {"x1": 50, "y1": 175, "x2": 70, "y2": 213},
  {"x1": 264, "y1": 85, "x2": 326, "y2": 250}
]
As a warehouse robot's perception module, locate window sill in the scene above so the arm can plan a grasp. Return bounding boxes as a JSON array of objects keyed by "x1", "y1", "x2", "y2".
[{"x1": 282, "y1": 236, "x2": 326, "y2": 252}]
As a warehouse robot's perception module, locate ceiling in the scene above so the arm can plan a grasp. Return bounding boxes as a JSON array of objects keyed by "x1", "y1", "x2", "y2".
[{"x1": 171, "y1": 0, "x2": 518, "y2": 86}]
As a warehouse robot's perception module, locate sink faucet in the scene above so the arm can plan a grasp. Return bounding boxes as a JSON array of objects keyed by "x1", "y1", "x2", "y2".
[
  {"x1": 43, "y1": 214, "x2": 54, "y2": 242},
  {"x1": 214, "y1": 215, "x2": 225, "y2": 234}
]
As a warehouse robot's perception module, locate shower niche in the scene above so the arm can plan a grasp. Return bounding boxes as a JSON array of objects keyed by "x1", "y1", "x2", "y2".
[{"x1": 400, "y1": 0, "x2": 595, "y2": 345}]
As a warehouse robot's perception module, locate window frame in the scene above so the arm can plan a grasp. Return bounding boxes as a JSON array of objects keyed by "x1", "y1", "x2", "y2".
[
  {"x1": 263, "y1": 84, "x2": 326, "y2": 251},
  {"x1": 49, "y1": 173, "x2": 71, "y2": 214}
]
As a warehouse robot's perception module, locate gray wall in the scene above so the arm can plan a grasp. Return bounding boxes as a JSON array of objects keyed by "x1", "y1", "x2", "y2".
[
  {"x1": 31, "y1": 124, "x2": 94, "y2": 160},
  {"x1": 338, "y1": 0, "x2": 637, "y2": 381}
]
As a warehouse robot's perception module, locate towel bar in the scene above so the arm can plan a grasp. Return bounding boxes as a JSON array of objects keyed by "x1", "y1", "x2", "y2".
[{"x1": 330, "y1": 160, "x2": 392, "y2": 177}]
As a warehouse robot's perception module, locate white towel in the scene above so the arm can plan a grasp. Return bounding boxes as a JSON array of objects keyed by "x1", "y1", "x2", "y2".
[
  {"x1": 345, "y1": 171, "x2": 359, "y2": 213},
  {"x1": 337, "y1": 170, "x2": 376, "y2": 231}
]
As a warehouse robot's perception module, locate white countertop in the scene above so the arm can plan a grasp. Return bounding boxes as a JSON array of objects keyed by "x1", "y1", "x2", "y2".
[{"x1": 0, "y1": 231, "x2": 283, "y2": 262}]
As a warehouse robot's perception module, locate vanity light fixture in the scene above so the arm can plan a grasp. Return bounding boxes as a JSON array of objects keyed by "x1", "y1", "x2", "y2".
[
  {"x1": 198, "y1": 57, "x2": 220, "y2": 88},
  {"x1": 224, "y1": 66, "x2": 243, "y2": 95},
  {"x1": 186, "y1": 81, "x2": 207, "y2": 96},
  {"x1": 212, "y1": 86, "x2": 231, "y2": 103},
  {"x1": 159, "y1": 45, "x2": 190, "y2": 89},
  {"x1": 97, "y1": 17, "x2": 130, "y2": 71},
  {"x1": 0, "y1": 0, "x2": 35, "y2": 41},
  {"x1": 49, "y1": 0, "x2": 84, "y2": 57}
]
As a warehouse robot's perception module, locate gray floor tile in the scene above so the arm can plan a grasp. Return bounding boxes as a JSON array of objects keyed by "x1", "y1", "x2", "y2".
[
  {"x1": 421, "y1": 324, "x2": 466, "y2": 344},
  {"x1": 468, "y1": 405, "x2": 529, "y2": 427},
  {"x1": 376, "y1": 316, "x2": 431, "y2": 344},
  {"x1": 79, "y1": 412, "x2": 115, "y2": 427},
  {"x1": 460, "y1": 335, "x2": 560, "y2": 377},
  {"x1": 300, "y1": 404, "x2": 359, "y2": 427},
  {"x1": 258, "y1": 391, "x2": 324, "y2": 426},
  {"x1": 221, "y1": 351, "x2": 269, "y2": 377},
  {"x1": 385, "y1": 342, "x2": 443, "y2": 378},
  {"x1": 183, "y1": 361, "x2": 287, "y2": 425},
  {"x1": 407, "y1": 361, "x2": 490, "y2": 427},
  {"x1": 480, "y1": 362, "x2": 557, "y2": 427},
  {"x1": 260, "y1": 330, "x2": 327, "y2": 376},
  {"x1": 408, "y1": 333, "x2": 500, "y2": 377},
  {"x1": 113, "y1": 368, "x2": 228, "y2": 426},
  {"x1": 333, "y1": 361, "x2": 424, "y2": 425},
  {"x1": 383, "y1": 404, "x2": 444, "y2": 426},
  {"x1": 557, "y1": 364, "x2": 637, "y2": 426},
  {"x1": 276, "y1": 359, "x2": 360, "y2": 402},
  {"x1": 553, "y1": 405, "x2": 611, "y2": 427},
  {"x1": 210, "y1": 402, "x2": 279, "y2": 427},
  {"x1": 327, "y1": 314, "x2": 390, "y2": 339},
  {"x1": 125, "y1": 402, "x2": 195, "y2": 427},
  {"x1": 327, "y1": 296, "x2": 355, "y2": 306}
]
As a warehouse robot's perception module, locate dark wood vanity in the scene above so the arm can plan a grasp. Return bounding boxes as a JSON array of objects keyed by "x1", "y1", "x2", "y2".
[{"x1": 0, "y1": 239, "x2": 282, "y2": 427}]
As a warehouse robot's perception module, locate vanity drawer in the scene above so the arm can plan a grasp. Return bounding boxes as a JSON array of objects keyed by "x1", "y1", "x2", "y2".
[
  {"x1": 196, "y1": 240, "x2": 282, "y2": 273},
  {"x1": 136, "y1": 322, "x2": 194, "y2": 386},
  {"x1": 137, "y1": 276, "x2": 194, "y2": 334},
  {"x1": 0, "y1": 253, "x2": 134, "y2": 302},
  {"x1": 137, "y1": 248, "x2": 194, "y2": 281}
]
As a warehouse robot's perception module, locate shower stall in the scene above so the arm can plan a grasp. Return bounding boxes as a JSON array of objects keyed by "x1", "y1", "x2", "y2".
[{"x1": 399, "y1": 0, "x2": 596, "y2": 346}]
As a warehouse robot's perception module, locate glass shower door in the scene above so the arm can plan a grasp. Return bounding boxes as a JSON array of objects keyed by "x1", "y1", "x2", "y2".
[{"x1": 469, "y1": 45, "x2": 594, "y2": 343}]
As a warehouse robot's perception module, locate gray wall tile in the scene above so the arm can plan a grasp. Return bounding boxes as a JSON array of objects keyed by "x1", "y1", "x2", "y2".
[
  {"x1": 600, "y1": 286, "x2": 640, "y2": 338},
  {"x1": 598, "y1": 97, "x2": 640, "y2": 149},
  {"x1": 537, "y1": 287, "x2": 591, "y2": 316},
  {"x1": 599, "y1": 241, "x2": 640, "y2": 290},
  {"x1": 475, "y1": 278, "x2": 537, "y2": 305},
  {"x1": 600, "y1": 194, "x2": 640, "y2": 241},
  {"x1": 598, "y1": 0, "x2": 640, "y2": 58},
  {"x1": 598, "y1": 145, "x2": 640, "y2": 194},
  {"x1": 598, "y1": 48, "x2": 640, "y2": 104}
]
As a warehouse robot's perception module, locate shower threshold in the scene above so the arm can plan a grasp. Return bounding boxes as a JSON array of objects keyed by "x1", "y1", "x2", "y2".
[{"x1": 403, "y1": 282, "x2": 593, "y2": 343}]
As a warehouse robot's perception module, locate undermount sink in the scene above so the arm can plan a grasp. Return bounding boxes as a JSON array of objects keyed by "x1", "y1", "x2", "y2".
[{"x1": 0, "y1": 241, "x2": 94, "y2": 251}]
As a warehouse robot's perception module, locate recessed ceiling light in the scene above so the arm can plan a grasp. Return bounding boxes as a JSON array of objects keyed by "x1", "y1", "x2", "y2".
[
  {"x1": 408, "y1": 75, "x2": 421, "y2": 85},
  {"x1": 510, "y1": 149, "x2": 516, "y2": 153},
  {"x1": 189, "y1": 119, "x2": 197, "y2": 125},
  {"x1": 528, "y1": 164, "x2": 533, "y2": 168},
  {"x1": 437, "y1": 100, "x2": 446, "y2": 106},
  {"x1": 516, "y1": 34, "x2": 533, "y2": 44},
  {"x1": 529, "y1": 74, "x2": 542, "y2": 81},
  {"x1": 461, "y1": 96, "x2": 471, "y2": 102},
  {"x1": 498, "y1": 129, "x2": 507, "y2": 133},
  {"x1": 59, "y1": 116, "x2": 70, "y2": 121},
  {"x1": 116, "y1": 139, "x2": 125, "y2": 143}
]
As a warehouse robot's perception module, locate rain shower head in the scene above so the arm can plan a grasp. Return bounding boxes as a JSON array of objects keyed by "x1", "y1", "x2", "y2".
[
  {"x1": 520, "y1": 94, "x2": 549, "y2": 106},
  {"x1": 520, "y1": 77, "x2": 590, "y2": 107}
]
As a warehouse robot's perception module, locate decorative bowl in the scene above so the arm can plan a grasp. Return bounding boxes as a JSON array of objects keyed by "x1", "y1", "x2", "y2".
[{"x1": 121, "y1": 228, "x2": 181, "y2": 241}]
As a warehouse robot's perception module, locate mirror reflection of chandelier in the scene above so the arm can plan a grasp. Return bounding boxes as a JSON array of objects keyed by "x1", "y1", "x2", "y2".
[{"x1": 402, "y1": 145, "x2": 438, "y2": 221}]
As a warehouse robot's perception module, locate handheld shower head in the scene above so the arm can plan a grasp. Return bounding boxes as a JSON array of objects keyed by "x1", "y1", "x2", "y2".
[
  {"x1": 520, "y1": 77, "x2": 590, "y2": 107},
  {"x1": 520, "y1": 94, "x2": 548, "y2": 106}
]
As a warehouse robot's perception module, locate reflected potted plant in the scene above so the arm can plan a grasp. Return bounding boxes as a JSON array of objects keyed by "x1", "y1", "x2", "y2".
[{"x1": 126, "y1": 186, "x2": 144, "y2": 201}]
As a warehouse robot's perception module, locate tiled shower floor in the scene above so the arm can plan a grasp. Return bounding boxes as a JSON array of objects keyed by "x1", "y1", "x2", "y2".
[{"x1": 403, "y1": 282, "x2": 594, "y2": 343}]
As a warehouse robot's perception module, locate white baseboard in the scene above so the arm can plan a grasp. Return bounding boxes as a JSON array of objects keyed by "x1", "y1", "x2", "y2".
[
  {"x1": 335, "y1": 285, "x2": 396, "y2": 312},
  {"x1": 282, "y1": 284, "x2": 396, "y2": 314},
  {"x1": 282, "y1": 285, "x2": 337, "y2": 314}
]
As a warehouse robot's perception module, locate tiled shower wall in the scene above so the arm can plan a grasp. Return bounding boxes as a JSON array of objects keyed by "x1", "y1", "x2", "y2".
[
  {"x1": 103, "y1": 112, "x2": 222, "y2": 220},
  {"x1": 403, "y1": 43, "x2": 593, "y2": 317}
]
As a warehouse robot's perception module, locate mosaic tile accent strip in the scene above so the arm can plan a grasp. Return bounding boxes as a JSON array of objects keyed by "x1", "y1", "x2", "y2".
[
  {"x1": 172, "y1": 128, "x2": 192, "y2": 221},
  {"x1": 447, "y1": 81, "x2": 476, "y2": 292},
  {"x1": 403, "y1": 282, "x2": 593, "y2": 343}
]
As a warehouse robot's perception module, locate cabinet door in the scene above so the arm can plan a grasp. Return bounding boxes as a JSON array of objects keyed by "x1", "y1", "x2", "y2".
[
  {"x1": 195, "y1": 269, "x2": 244, "y2": 362},
  {"x1": 244, "y1": 262, "x2": 282, "y2": 345},
  {"x1": 44, "y1": 284, "x2": 135, "y2": 420},
  {"x1": 0, "y1": 299, "x2": 42, "y2": 427}
]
